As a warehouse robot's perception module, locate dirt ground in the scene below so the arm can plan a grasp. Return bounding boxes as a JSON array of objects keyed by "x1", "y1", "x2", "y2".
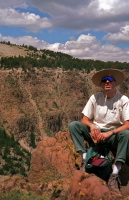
[{"x1": 0, "y1": 43, "x2": 27, "y2": 57}]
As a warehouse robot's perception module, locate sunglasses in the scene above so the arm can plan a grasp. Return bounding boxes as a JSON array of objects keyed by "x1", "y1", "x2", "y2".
[{"x1": 101, "y1": 76, "x2": 116, "y2": 82}]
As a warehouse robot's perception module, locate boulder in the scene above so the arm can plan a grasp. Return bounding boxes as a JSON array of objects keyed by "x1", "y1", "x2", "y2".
[
  {"x1": 0, "y1": 131, "x2": 129, "y2": 199},
  {"x1": 28, "y1": 131, "x2": 77, "y2": 183},
  {"x1": 65, "y1": 170, "x2": 123, "y2": 200}
]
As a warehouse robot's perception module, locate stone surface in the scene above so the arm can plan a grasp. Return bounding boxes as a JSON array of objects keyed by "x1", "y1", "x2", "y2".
[
  {"x1": 0, "y1": 132, "x2": 129, "y2": 199},
  {"x1": 65, "y1": 170, "x2": 123, "y2": 200},
  {"x1": 28, "y1": 131, "x2": 77, "y2": 183}
]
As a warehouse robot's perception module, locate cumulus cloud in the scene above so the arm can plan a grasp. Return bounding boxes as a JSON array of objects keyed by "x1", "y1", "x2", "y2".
[
  {"x1": 103, "y1": 25, "x2": 129, "y2": 44},
  {"x1": 0, "y1": 0, "x2": 129, "y2": 33},
  {"x1": 56, "y1": 34, "x2": 99, "y2": 57},
  {"x1": 1, "y1": 0, "x2": 129, "y2": 33},
  {"x1": 0, "y1": 8, "x2": 52, "y2": 32},
  {"x1": 0, "y1": 33, "x2": 129, "y2": 62},
  {"x1": 0, "y1": 34, "x2": 49, "y2": 49},
  {"x1": 27, "y1": 0, "x2": 129, "y2": 32},
  {"x1": 49, "y1": 34, "x2": 129, "y2": 62}
]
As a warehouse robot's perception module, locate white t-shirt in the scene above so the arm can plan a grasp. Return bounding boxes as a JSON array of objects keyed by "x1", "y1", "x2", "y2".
[{"x1": 82, "y1": 92, "x2": 129, "y2": 129}]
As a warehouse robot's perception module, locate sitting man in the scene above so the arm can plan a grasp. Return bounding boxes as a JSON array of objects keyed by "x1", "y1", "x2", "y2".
[{"x1": 68, "y1": 68, "x2": 129, "y2": 194}]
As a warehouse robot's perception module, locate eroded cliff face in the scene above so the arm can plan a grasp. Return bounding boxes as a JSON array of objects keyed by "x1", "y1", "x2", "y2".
[
  {"x1": 0, "y1": 68, "x2": 96, "y2": 146},
  {"x1": 1, "y1": 68, "x2": 129, "y2": 148}
]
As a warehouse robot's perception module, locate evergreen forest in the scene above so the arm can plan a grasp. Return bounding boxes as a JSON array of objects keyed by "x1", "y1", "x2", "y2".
[{"x1": 0, "y1": 41, "x2": 129, "y2": 72}]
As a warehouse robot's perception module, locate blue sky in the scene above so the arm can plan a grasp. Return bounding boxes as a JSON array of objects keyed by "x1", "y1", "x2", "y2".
[{"x1": 0, "y1": 0, "x2": 129, "y2": 62}]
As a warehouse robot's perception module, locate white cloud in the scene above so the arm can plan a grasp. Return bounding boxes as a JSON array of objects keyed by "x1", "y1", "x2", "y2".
[
  {"x1": 97, "y1": 0, "x2": 126, "y2": 12},
  {"x1": 26, "y1": 0, "x2": 129, "y2": 33},
  {"x1": 98, "y1": 0, "x2": 113, "y2": 11},
  {"x1": 0, "y1": 0, "x2": 129, "y2": 33},
  {"x1": 103, "y1": 25, "x2": 129, "y2": 44},
  {"x1": 1, "y1": 0, "x2": 129, "y2": 34},
  {"x1": 1, "y1": 33, "x2": 128, "y2": 62},
  {"x1": 0, "y1": 8, "x2": 52, "y2": 32},
  {"x1": 0, "y1": 34, "x2": 49, "y2": 49}
]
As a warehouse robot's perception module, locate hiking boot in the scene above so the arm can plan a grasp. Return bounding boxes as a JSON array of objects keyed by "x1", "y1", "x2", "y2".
[
  {"x1": 108, "y1": 174, "x2": 121, "y2": 194},
  {"x1": 80, "y1": 160, "x2": 86, "y2": 172}
]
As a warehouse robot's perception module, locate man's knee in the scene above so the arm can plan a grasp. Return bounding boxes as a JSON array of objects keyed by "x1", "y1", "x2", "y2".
[
  {"x1": 124, "y1": 130, "x2": 129, "y2": 141},
  {"x1": 119, "y1": 130, "x2": 129, "y2": 138},
  {"x1": 68, "y1": 121, "x2": 80, "y2": 131}
]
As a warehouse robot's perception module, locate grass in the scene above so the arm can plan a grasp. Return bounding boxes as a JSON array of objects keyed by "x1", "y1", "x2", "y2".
[{"x1": 0, "y1": 189, "x2": 50, "y2": 200}]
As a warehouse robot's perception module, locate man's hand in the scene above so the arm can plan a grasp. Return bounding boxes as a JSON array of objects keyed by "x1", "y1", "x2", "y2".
[
  {"x1": 90, "y1": 124, "x2": 100, "y2": 141},
  {"x1": 97, "y1": 131, "x2": 113, "y2": 143},
  {"x1": 81, "y1": 115, "x2": 113, "y2": 142}
]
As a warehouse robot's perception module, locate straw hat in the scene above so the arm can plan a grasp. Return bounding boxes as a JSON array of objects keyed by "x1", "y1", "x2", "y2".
[{"x1": 92, "y1": 69, "x2": 124, "y2": 87}]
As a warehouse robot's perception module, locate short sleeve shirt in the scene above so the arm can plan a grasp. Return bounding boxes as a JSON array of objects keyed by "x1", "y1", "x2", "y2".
[{"x1": 82, "y1": 92, "x2": 129, "y2": 129}]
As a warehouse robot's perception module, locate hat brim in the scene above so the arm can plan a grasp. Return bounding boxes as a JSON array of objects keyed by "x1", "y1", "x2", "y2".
[{"x1": 92, "y1": 69, "x2": 124, "y2": 87}]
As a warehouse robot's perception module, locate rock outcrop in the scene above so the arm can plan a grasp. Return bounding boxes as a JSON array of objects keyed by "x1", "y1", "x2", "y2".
[
  {"x1": 66, "y1": 170, "x2": 123, "y2": 200},
  {"x1": 0, "y1": 131, "x2": 129, "y2": 199},
  {"x1": 28, "y1": 131, "x2": 77, "y2": 183}
]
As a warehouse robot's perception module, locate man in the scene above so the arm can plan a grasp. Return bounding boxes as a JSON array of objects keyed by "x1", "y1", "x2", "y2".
[{"x1": 68, "y1": 69, "x2": 129, "y2": 194}]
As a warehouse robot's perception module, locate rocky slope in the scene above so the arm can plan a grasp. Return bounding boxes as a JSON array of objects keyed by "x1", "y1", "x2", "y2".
[
  {"x1": 1, "y1": 67, "x2": 129, "y2": 146},
  {"x1": 1, "y1": 43, "x2": 129, "y2": 199},
  {"x1": 0, "y1": 67, "x2": 96, "y2": 145}
]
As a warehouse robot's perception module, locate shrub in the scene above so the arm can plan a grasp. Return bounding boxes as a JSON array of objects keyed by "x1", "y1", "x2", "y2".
[{"x1": 0, "y1": 168, "x2": 4, "y2": 175}]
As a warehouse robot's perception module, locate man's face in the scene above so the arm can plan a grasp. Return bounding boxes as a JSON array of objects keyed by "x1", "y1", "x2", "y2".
[{"x1": 100, "y1": 79, "x2": 116, "y2": 92}]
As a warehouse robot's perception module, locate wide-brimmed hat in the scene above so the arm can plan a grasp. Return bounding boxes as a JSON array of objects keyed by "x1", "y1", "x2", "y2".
[{"x1": 92, "y1": 69, "x2": 124, "y2": 87}]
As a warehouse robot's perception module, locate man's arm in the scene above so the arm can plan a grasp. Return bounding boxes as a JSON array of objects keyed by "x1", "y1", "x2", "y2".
[
  {"x1": 97, "y1": 120, "x2": 129, "y2": 142},
  {"x1": 81, "y1": 116, "x2": 129, "y2": 143},
  {"x1": 113, "y1": 120, "x2": 129, "y2": 134},
  {"x1": 81, "y1": 115, "x2": 100, "y2": 140}
]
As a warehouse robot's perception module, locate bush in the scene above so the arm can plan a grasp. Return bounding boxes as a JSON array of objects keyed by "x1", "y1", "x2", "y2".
[
  {"x1": 0, "y1": 168, "x2": 4, "y2": 175},
  {"x1": 30, "y1": 132, "x2": 36, "y2": 148},
  {"x1": 3, "y1": 164, "x2": 10, "y2": 171},
  {"x1": 10, "y1": 168, "x2": 19, "y2": 175}
]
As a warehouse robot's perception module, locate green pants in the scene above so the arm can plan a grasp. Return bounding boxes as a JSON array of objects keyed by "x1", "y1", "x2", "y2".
[{"x1": 68, "y1": 121, "x2": 129, "y2": 164}]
